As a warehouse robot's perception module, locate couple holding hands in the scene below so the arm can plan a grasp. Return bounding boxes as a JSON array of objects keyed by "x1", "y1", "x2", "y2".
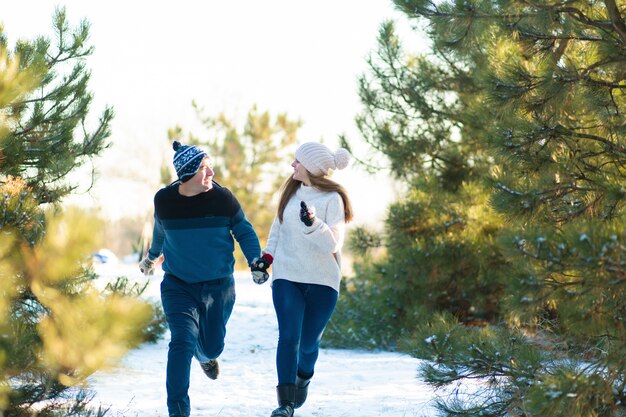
[{"x1": 139, "y1": 140, "x2": 353, "y2": 417}]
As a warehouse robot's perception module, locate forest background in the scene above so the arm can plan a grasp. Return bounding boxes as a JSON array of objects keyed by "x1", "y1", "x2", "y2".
[{"x1": 1, "y1": 0, "x2": 625, "y2": 417}]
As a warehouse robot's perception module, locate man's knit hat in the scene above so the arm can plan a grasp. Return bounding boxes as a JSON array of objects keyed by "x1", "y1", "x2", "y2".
[
  {"x1": 172, "y1": 141, "x2": 207, "y2": 182},
  {"x1": 295, "y1": 142, "x2": 350, "y2": 176}
]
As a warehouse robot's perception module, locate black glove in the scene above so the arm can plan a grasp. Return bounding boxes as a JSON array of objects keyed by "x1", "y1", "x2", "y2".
[
  {"x1": 299, "y1": 201, "x2": 316, "y2": 227},
  {"x1": 251, "y1": 253, "x2": 273, "y2": 284}
]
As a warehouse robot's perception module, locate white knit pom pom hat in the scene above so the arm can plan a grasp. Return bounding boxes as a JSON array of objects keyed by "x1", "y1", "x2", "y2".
[{"x1": 295, "y1": 142, "x2": 351, "y2": 176}]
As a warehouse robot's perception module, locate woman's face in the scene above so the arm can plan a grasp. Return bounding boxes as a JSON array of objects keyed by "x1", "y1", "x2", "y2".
[{"x1": 291, "y1": 159, "x2": 311, "y2": 185}]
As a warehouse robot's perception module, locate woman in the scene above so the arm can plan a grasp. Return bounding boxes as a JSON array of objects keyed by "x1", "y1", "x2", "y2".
[{"x1": 256, "y1": 142, "x2": 353, "y2": 417}]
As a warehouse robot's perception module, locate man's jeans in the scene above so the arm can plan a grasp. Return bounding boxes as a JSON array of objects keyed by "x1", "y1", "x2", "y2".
[
  {"x1": 272, "y1": 279, "x2": 338, "y2": 385},
  {"x1": 161, "y1": 273, "x2": 236, "y2": 417}
]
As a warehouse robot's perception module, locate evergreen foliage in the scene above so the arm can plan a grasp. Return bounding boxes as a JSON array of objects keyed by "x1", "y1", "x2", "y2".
[
  {"x1": 0, "y1": 9, "x2": 154, "y2": 416},
  {"x1": 328, "y1": 0, "x2": 626, "y2": 415},
  {"x1": 1, "y1": 10, "x2": 112, "y2": 205}
]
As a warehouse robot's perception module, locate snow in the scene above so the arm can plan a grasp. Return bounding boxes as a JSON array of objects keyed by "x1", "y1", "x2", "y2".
[{"x1": 88, "y1": 263, "x2": 442, "y2": 417}]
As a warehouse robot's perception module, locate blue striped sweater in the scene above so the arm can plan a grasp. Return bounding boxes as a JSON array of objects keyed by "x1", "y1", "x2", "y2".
[{"x1": 147, "y1": 182, "x2": 260, "y2": 283}]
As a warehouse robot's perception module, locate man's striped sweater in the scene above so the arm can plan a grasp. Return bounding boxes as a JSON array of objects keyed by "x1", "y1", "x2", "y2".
[{"x1": 147, "y1": 182, "x2": 260, "y2": 283}]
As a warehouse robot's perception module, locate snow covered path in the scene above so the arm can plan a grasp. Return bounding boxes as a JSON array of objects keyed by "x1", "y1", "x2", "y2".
[{"x1": 89, "y1": 263, "x2": 439, "y2": 417}]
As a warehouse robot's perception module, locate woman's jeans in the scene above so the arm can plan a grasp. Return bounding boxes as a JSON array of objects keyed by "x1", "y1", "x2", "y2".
[
  {"x1": 161, "y1": 273, "x2": 236, "y2": 417},
  {"x1": 272, "y1": 279, "x2": 338, "y2": 385}
]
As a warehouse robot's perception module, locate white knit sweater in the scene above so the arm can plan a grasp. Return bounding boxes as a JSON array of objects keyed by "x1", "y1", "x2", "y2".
[{"x1": 264, "y1": 184, "x2": 346, "y2": 292}]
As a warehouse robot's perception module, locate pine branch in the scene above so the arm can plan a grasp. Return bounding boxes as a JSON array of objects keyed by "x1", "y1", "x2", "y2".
[
  {"x1": 557, "y1": 6, "x2": 615, "y2": 32},
  {"x1": 582, "y1": 56, "x2": 626, "y2": 75},
  {"x1": 338, "y1": 134, "x2": 390, "y2": 174},
  {"x1": 512, "y1": 25, "x2": 604, "y2": 42},
  {"x1": 603, "y1": 0, "x2": 626, "y2": 44},
  {"x1": 553, "y1": 39, "x2": 569, "y2": 63},
  {"x1": 561, "y1": 127, "x2": 626, "y2": 154},
  {"x1": 46, "y1": 48, "x2": 93, "y2": 66},
  {"x1": 408, "y1": 6, "x2": 537, "y2": 21},
  {"x1": 517, "y1": 0, "x2": 623, "y2": 43}
]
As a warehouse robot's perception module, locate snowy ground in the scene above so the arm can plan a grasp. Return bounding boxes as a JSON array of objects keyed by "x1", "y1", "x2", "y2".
[{"x1": 88, "y1": 262, "x2": 446, "y2": 417}]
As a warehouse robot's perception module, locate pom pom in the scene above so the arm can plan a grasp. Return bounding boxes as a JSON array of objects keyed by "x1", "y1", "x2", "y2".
[
  {"x1": 173, "y1": 141, "x2": 181, "y2": 151},
  {"x1": 334, "y1": 148, "x2": 350, "y2": 170}
]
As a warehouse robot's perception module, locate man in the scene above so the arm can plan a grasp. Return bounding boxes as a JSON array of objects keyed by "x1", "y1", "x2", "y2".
[{"x1": 139, "y1": 141, "x2": 266, "y2": 417}]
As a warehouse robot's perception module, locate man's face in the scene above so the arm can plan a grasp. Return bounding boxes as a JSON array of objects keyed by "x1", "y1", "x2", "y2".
[{"x1": 189, "y1": 156, "x2": 214, "y2": 190}]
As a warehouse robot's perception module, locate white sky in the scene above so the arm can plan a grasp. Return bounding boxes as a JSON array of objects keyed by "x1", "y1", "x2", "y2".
[{"x1": 2, "y1": 1, "x2": 417, "y2": 225}]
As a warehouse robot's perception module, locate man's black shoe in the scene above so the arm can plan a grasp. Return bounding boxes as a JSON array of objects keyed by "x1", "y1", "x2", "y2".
[{"x1": 200, "y1": 359, "x2": 219, "y2": 380}]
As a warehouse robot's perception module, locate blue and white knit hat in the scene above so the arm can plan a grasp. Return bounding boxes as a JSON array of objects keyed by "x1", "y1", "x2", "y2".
[{"x1": 172, "y1": 141, "x2": 207, "y2": 182}]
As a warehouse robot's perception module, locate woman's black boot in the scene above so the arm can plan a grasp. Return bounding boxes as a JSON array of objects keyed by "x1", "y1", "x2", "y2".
[
  {"x1": 294, "y1": 373, "x2": 311, "y2": 409},
  {"x1": 270, "y1": 384, "x2": 296, "y2": 417}
]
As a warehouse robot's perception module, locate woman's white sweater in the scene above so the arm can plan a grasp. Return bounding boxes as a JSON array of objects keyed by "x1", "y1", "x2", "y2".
[{"x1": 264, "y1": 184, "x2": 346, "y2": 292}]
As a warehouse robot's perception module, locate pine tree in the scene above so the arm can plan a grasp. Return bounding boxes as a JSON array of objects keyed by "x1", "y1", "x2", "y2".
[
  {"x1": 328, "y1": 20, "x2": 511, "y2": 348},
  {"x1": 334, "y1": 0, "x2": 626, "y2": 415},
  {"x1": 0, "y1": 9, "x2": 153, "y2": 416},
  {"x1": 1, "y1": 10, "x2": 112, "y2": 206}
]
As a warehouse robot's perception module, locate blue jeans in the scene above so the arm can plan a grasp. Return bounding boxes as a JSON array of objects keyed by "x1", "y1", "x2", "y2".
[
  {"x1": 272, "y1": 279, "x2": 338, "y2": 385},
  {"x1": 160, "y1": 274, "x2": 236, "y2": 417}
]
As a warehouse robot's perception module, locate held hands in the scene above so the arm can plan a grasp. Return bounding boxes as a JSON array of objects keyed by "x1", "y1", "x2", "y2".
[
  {"x1": 251, "y1": 253, "x2": 273, "y2": 285},
  {"x1": 139, "y1": 256, "x2": 155, "y2": 276},
  {"x1": 299, "y1": 201, "x2": 316, "y2": 227}
]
